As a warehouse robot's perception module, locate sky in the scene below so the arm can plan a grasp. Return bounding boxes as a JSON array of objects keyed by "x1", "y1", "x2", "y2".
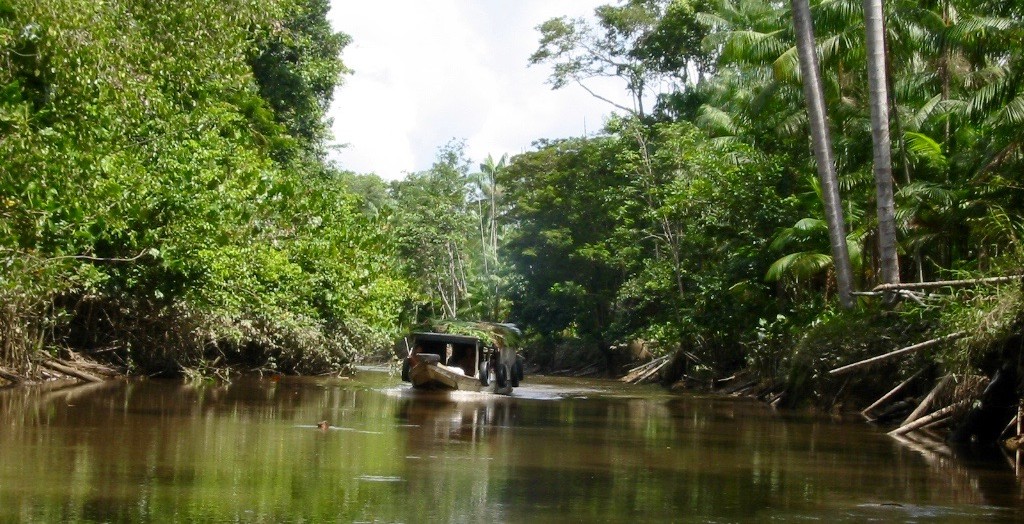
[{"x1": 325, "y1": 1, "x2": 634, "y2": 181}]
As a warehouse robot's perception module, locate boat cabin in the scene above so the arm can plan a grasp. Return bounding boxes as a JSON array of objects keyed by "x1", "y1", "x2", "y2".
[
  {"x1": 409, "y1": 332, "x2": 483, "y2": 377},
  {"x1": 400, "y1": 330, "x2": 523, "y2": 392}
]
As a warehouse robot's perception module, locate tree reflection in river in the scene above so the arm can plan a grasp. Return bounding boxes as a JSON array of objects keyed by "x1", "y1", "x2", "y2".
[{"x1": 0, "y1": 370, "x2": 1021, "y2": 522}]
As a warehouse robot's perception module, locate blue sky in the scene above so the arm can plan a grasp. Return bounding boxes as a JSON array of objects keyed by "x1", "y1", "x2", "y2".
[{"x1": 326, "y1": 0, "x2": 635, "y2": 180}]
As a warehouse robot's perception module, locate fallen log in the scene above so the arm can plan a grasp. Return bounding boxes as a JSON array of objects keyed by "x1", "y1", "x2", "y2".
[
  {"x1": 872, "y1": 275, "x2": 1024, "y2": 293},
  {"x1": 621, "y1": 355, "x2": 669, "y2": 383},
  {"x1": 920, "y1": 415, "x2": 952, "y2": 431},
  {"x1": 625, "y1": 361, "x2": 650, "y2": 375},
  {"x1": 861, "y1": 369, "x2": 924, "y2": 417},
  {"x1": 829, "y1": 333, "x2": 965, "y2": 375},
  {"x1": 74, "y1": 361, "x2": 119, "y2": 378},
  {"x1": 902, "y1": 376, "x2": 953, "y2": 427},
  {"x1": 851, "y1": 290, "x2": 932, "y2": 305},
  {"x1": 37, "y1": 359, "x2": 104, "y2": 383},
  {"x1": 889, "y1": 399, "x2": 970, "y2": 436},
  {"x1": 0, "y1": 367, "x2": 23, "y2": 384},
  {"x1": 63, "y1": 351, "x2": 119, "y2": 377},
  {"x1": 631, "y1": 358, "x2": 669, "y2": 384}
]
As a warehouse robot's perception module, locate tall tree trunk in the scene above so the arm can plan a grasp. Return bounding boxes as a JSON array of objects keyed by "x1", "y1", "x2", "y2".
[
  {"x1": 863, "y1": 0, "x2": 900, "y2": 287},
  {"x1": 791, "y1": 0, "x2": 856, "y2": 309},
  {"x1": 478, "y1": 198, "x2": 488, "y2": 274}
]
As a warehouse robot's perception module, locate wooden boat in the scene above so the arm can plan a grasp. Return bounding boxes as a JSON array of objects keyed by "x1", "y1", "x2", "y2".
[{"x1": 400, "y1": 332, "x2": 523, "y2": 394}]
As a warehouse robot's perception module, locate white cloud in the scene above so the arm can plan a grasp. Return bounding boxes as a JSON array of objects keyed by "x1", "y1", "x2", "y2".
[{"x1": 327, "y1": 0, "x2": 632, "y2": 180}]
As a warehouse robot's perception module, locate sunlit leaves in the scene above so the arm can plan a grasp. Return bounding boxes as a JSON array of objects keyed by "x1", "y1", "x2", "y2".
[{"x1": 0, "y1": 0, "x2": 406, "y2": 373}]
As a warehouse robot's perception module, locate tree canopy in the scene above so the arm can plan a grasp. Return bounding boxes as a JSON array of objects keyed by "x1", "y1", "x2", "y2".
[{"x1": 3, "y1": 0, "x2": 1023, "y2": 385}]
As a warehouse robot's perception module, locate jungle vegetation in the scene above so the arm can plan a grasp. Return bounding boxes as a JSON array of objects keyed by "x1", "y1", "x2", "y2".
[
  {"x1": 3, "y1": 0, "x2": 1023, "y2": 392},
  {"x1": 0, "y1": 0, "x2": 409, "y2": 376}
]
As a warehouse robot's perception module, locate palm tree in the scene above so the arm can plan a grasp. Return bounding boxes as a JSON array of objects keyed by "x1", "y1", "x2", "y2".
[
  {"x1": 472, "y1": 154, "x2": 508, "y2": 319},
  {"x1": 791, "y1": 0, "x2": 856, "y2": 308},
  {"x1": 863, "y1": 0, "x2": 901, "y2": 288}
]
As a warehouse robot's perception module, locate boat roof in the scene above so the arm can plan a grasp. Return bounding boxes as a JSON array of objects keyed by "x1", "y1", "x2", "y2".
[{"x1": 411, "y1": 332, "x2": 482, "y2": 345}]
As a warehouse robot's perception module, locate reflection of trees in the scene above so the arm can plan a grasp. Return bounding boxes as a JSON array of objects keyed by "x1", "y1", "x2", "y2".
[
  {"x1": 0, "y1": 377, "x2": 414, "y2": 521},
  {"x1": 1, "y1": 376, "x2": 1022, "y2": 521},
  {"x1": 492, "y1": 395, "x2": 1023, "y2": 521}
]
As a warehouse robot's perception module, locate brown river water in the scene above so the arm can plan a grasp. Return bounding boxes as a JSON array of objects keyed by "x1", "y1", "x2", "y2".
[{"x1": 1, "y1": 367, "x2": 1022, "y2": 522}]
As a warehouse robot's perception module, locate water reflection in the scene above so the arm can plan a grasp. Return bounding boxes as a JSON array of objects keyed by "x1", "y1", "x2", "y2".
[{"x1": 0, "y1": 372, "x2": 1021, "y2": 522}]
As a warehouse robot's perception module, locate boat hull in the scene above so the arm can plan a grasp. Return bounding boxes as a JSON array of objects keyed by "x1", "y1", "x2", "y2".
[
  {"x1": 409, "y1": 362, "x2": 482, "y2": 392},
  {"x1": 408, "y1": 362, "x2": 513, "y2": 394}
]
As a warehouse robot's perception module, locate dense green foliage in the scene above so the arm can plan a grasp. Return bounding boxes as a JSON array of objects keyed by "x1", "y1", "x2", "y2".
[
  {"x1": 3, "y1": 0, "x2": 1022, "y2": 388},
  {"x1": 500, "y1": 121, "x2": 795, "y2": 369},
  {"x1": 0, "y1": 0, "x2": 410, "y2": 375},
  {"x1": 512, "y1": 0, "x2": 1024, "y2": 382}
]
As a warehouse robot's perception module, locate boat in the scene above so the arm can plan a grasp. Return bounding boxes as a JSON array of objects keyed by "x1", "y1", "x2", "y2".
[{"x1": 400, "y1": 331, "x2": 523, "y2": 393}]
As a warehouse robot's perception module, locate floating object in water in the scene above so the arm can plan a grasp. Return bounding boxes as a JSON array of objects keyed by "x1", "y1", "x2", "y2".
[{"x1": 317, "y1": 420, "x2": 330, "y2": 430}]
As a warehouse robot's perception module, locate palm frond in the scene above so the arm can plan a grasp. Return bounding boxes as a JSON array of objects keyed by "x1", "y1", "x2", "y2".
[
  {"x1": 993, "y1": 95, "x2": 1024, "y2": 127},
  {"x1": 710, "y1": 135, "x2": 743, "y2": 148},
  {"x1": 908, "y1": 95, "x2": 942, "y2": 130},
  {"x1": 769, "y1": 218, "x2": 827, "y2": 251},
  {"x1": 794, "y1": 217, "x2": 827, "y2": 232},
  {"x1": 968, "y1": 72, "x2": 1011, "y2": 118},
  {"x1": 816, "y1": 0, "x2": 862, "y2": 26},
  {"x1": 772, "y1": 45, "x2": 800, "y2": 82},
  {"x1": 695, "y1": 104, "x2": 738, "y2": 135},
  {"x1": 777, "y1": 109, "x2": 806, "y2": 137},
  {"x1": 697, "y1": 12, "x2": 730, "y2": 31},
  {"x1": 846, "y1": 236, "x2": 863, "y2": 271},
  {"x1": 904, "y1": 131, "x2": 947, "y2": 168},
  {"x1": 948, "y1": 15, "x2": 1018, "y2": 47},
  {"x1": 765, "y1": 252, "x2": 833, "y2": 282}
]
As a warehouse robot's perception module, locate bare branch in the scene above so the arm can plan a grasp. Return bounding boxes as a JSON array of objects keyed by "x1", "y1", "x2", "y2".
[{"x1": 573, "y1": 79, "x2": 637, "y2": 115}]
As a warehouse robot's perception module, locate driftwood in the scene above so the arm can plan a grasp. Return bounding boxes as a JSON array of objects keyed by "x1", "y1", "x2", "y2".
[
  {"x1": 920, "y1": 415, "x2": 952, "y2": 431},
  {"x1": 889, "y1": 399, "x2": 970, "y2": 436},
  {"x1": 861, "y1": 369, "x2": 924, "y2": 417},
  {"x1": 624, "y1": 355, "x2": 668, "y2": 376},
  {"x1": 851, "y1": 290, "x2": 931, "y2": 305},
  {"x1": 829, "y1": 333, "x2": 965, "y2": 375},
  {"x1": 72, "y1": 360, "x2": 119, "y2": 378},
  {"x1": 633, "y1": 359, "x2": 670, "y2": 384},
  {"x1": 872, "y1": 275, "x2": 1024, "y2": 293},
  {"x1": 0, "y1": 367, "x2": 23, "y2": 384},
  {"x1": 715, "y1": 372, "x2": 753, "y2": 393},
  {"x1": 621, "y1": 355, "x2": 670, "y2": 384},
  {"x1": 62, "y1": 351, "x2": 119, "y2": 377},
  {"x1": 37, "y1": 359, "x2": 104, "y2": 383},
  {"x1": 902, "y1": 376, "x2": 953, "y2": 427}
]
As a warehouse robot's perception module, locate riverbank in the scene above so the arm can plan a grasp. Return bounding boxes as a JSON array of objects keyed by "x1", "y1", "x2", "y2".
[
  {"x1": 655, "y1": 298, "x2": 1024, "y2": 463},
  {"x1": 0, "y1": 350, "x2": 123, "y2": 386},
  {"x1": 522, "y1": 281, "x2": 1024, "y2": 465}
]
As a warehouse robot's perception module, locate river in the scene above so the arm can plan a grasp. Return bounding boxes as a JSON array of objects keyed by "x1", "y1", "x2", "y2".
[{"x1": 1, "y1": 368, "x2": 1021, "y2": 522}]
